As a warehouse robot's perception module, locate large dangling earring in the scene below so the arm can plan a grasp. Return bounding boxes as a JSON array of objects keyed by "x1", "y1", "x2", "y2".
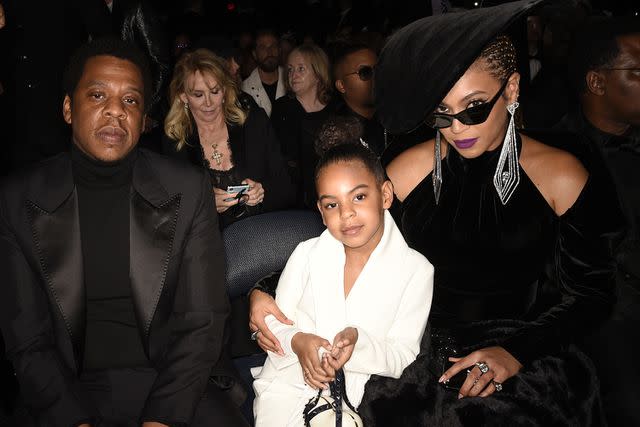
[
  {"x1": 493, "y1": 102, "x2": 520, "y2": 205},
  {"x1": 183, "y1": 102, "x2": 190, "y2": 112},
  {"x1": 433, "y1": 130, "x2": 443, "y2": 204}
]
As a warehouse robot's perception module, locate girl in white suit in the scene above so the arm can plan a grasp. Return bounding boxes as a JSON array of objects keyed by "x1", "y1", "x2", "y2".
[{"x1": 252, "y1": 140, "x2": 434, "y2": 426}]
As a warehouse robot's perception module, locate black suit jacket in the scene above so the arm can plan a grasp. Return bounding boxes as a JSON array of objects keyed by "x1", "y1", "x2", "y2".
[{"x1": 0, "y1": 149, "x2": 229, "y2": 426}]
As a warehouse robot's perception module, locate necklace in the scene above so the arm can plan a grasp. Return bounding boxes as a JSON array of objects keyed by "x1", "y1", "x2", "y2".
[{"x1": 211, "y1": 138, "x2": 227, "y2": 166}]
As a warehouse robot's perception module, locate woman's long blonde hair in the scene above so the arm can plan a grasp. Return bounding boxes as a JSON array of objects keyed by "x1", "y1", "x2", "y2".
[{"x1": 164, "y1": 48, "x2": 247, "y2": 151}]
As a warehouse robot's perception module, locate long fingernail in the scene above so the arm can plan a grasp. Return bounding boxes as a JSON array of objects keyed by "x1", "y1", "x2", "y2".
[
  {"x1": 438, "y1": 375, "x2": 445, "y2": 383},
  {"x1": 458, "y1": 393, "x2": 464, "y2": 399}
]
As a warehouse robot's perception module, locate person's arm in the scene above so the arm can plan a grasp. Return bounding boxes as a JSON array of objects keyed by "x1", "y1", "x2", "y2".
[
  {"x1": 501, "y1": 169, "x2": 625, "y2": 365},
  {"x1": 342, "y1": 260, "x2": 434, "y2": 378},
  {"x1": 141, "y1": 170, "x2": 229, "y2": 426},
  {"x1": 0, "y1": 197, "x2": 96, "y2": 427},
  {"x1": 259, "y1": 241, "x2": 311, "y2": 369}
]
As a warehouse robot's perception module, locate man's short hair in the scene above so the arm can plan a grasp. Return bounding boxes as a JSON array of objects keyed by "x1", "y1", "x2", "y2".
[
  {"x1": 254, "y1": 28, "x2": 279, "y2": 45},
  {"x1": 63, "y1": 37, "x2": 153, "y2": 112},
  {"x1": 329, "y1": 41, "x2": 371, "y2": 79},
  {"x1": 568, "y1": 17, "x2": 640, "y2": 95}
]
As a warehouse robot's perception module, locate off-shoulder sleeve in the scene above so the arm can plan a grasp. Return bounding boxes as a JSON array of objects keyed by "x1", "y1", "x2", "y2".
[{"x1": 501, "y1": 170, "x2": 626, "y2": 365}]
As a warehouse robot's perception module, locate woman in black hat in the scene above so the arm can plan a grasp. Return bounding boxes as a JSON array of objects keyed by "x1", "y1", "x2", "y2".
[
  {"x1": 247, "y1": 1, "x2": 625, "y2": 425},
  {"x1": 356, "y1": 1, "x2": 625, "y2": 425}
]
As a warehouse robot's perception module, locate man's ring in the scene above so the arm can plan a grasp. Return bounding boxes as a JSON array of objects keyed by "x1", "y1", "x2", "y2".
[
  {"x1": 250, "y1": 330, "x2": 260, "y2": 340},
  {"x1": 493, "y1": 381, "x2": 503, "y2": 392},
  {"x1": 475, "y1": 361, "x2": 489, "y2": 374}
]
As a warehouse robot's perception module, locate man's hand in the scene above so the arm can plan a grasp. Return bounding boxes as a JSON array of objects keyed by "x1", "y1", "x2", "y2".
[
  {"x1": 323, "y1": 327, "x2": 358, "y2": 372},
  {"x1": 248, "y1": 290, "x2": 292, "y2": 355},
  {"x1": 291, "y1": 332, "x2": 334, "y2": 389},
  {"x1": 439, "y1": 346, "x2": 522, "y2": 399}
]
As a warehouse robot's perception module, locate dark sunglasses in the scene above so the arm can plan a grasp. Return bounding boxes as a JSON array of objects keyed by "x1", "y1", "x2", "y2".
[
  {"x1": 344, "y1": 65, "x2": 374, "y2": 81},
  {"x1": 426, "y1": 77, "x2": 510, "y2": 129}
]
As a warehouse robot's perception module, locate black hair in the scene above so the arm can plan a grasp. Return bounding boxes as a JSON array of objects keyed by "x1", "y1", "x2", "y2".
[
  {"x1": 329, "y1": 40, "x2": 372, "y2": 77},
  {"x1": 254, "y1": 28, "x2": 280, "y2": 44},
  {"x1": 477, "y1": 35, "x2": 518, "y2": 82},
  {"x1": 63, "y1": 37, "x2": 153, "y2": 112},
  {"x1": 314, "y1": 115, "x2": 386, "y2": 186},
  {"x1": 568, "y1": 17, "x2": 640, "y2": 95}
]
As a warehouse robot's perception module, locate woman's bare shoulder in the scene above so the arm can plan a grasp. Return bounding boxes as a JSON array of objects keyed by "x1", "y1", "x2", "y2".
[
  {"x1": 386, "y1": 140, "x2": 435, "y2": 202},
  {"x1": 520, "y1": 135, "x2": 588, "y2": 215}
]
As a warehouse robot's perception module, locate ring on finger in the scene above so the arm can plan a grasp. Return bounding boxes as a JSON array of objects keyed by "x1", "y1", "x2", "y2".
[
  {"x1": 492, "y1": 381, "x2": 503, "y2": 392},
  {"x1": 475, "y1": 361, "x2": 490, "y2": 374},
  {"x1": 250, "y1": 330, "x2": 260, "y2": 340}
]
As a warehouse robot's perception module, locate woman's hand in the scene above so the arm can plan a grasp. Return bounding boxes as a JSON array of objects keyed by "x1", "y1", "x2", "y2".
[
  {"x1": 323, "y1": 327, "x2": 358, "y2": 372},
  {"x1": 439, "y1": 346, "x2": 522, "y2": 399},
  {"x1": 291, "y1": 332, "x2": 334, "y2": 389},
  {"x1": 242, "y1": 178, "x2": 265, "y2": 206},
  {"x1": 248, "y1": 290, "x2": 293, "y2": 355},
  {"x1": 213, "y1": 187, "x2": 244, "y2": 213}
]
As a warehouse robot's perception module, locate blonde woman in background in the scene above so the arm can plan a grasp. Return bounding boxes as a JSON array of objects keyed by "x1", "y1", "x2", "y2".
[{"x1": 163, "y1": 49, "x2": 294, "y2": 228}]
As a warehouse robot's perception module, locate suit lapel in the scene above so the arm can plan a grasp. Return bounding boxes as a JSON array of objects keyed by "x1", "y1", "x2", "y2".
[
  {"x1": 27, "y1": 155, "x2": 86, "y2": 360},
  {"x1": 130, "y1": 153, "x2": 181, "y2": 340}
]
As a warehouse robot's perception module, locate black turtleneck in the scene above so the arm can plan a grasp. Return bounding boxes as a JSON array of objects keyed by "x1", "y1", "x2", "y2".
[{"x1": 71, "y1": 145, "x2": 148, "y2": 371}]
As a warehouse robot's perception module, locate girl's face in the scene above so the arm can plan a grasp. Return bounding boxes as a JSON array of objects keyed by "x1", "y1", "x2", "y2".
[
  {"x1": 287, "y1": 51, "x2": 319, "y2": 97},
  {"x1": 435, "y1": 62, "x2": 519, "y2": 159},
  {"x1": 316, "y1": 160, "x2": 393, "y2": 255},
  {"x1": 179, "y1": 70, "x2": 225, "y2": 124}
]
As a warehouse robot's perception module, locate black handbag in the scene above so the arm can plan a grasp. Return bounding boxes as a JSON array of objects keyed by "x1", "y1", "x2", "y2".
[{"x1": 302, "y1": 369, "x2": 363, "y2": 427}]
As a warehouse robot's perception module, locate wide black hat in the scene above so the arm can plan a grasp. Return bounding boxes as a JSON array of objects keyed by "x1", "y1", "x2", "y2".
[{"x1": 375, "y1": 0, "x2": 542, "y2": 134}]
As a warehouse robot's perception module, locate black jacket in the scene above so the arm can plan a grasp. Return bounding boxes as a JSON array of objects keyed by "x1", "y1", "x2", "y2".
[{"x1": 0, "y1": 149, "x2": 229, "y2": 426}]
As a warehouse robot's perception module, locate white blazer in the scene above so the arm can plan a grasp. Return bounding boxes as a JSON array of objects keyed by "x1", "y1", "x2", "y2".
[
  {"x1": 253, "y1": 210, "x2": 434, "y2": 426},
  {"x1": 241, "y1": 67, "x2": 286, "y2": 117}
]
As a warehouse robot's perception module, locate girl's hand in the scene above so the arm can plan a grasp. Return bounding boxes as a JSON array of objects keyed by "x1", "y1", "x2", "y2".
[
  {"x1": 324, "y1": 327, "x2": 358, "y2": 372},
  {"x1": 242, "y1": 178, "x2": 264, "y2": 206},
  {"x1": 291, "y1": 332, "x2": 334, "y2": 389},
  {"x1": 248, "y1": 290, "x2": 292, "y2": 355},
  {"x1": 439, "y1": 346, "x2": 522, "y2": 398}
]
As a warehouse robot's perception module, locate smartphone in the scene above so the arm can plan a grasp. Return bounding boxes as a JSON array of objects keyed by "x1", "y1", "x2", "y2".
[
  {"x1": 441, "y1": 360, "x2": 469, "y2": 391},
  {"x1": 226, "y1": 184, "x2": 250, "y2": 194},
  {"x1": 224, "y1": 185, "x2": 250, "y2": 202}
]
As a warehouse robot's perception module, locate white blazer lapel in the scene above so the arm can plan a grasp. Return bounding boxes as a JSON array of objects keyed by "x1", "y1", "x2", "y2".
[{"x1": 308, "y1": 230, "x2": 347, "y2": 341}]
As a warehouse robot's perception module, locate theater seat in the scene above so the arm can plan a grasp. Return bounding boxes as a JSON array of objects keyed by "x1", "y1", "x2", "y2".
[{"x1": 222, "y1": 210, "x2": 325, "y2": 424}]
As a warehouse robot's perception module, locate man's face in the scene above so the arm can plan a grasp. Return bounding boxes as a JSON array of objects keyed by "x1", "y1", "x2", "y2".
[
  {"x1": 254, "y1": 34, "x2": 280, "y2": 73},
  {"x1": 336, "y1": 49, "x2": 377, "y2": 109},
  {"x1": 63, "y1": 55, "x2": 145, "y2": 162},
  {"x1": 603, "y1": 34, "x2": 640, "y2": 127}
]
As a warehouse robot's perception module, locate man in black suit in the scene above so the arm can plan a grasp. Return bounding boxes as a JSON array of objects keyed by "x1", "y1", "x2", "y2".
[
  {"x1": 558, "y1": 17, "x2": 640, "y2": 427},
  {"x1": 0, "y1": 37, "x2": 248, "y2": 427}
]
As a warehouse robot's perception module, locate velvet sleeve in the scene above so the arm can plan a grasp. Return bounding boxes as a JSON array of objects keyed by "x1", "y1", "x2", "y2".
[{"x1": 501, "y1": 171, "x2": 626, "y2": 365}]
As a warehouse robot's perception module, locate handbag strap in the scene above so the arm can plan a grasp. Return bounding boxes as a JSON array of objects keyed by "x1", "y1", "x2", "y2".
[
  {"x1": 336, "y1": 369, "x2": 358, "y2": 414},
  {"x1": 302, "y1": 369, "x2": 358, "y2": 427}
]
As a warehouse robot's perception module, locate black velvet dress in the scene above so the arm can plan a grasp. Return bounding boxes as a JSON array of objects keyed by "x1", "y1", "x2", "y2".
[{"x1": 359, "y1": 134, "x2": 624, "y2": 426}]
